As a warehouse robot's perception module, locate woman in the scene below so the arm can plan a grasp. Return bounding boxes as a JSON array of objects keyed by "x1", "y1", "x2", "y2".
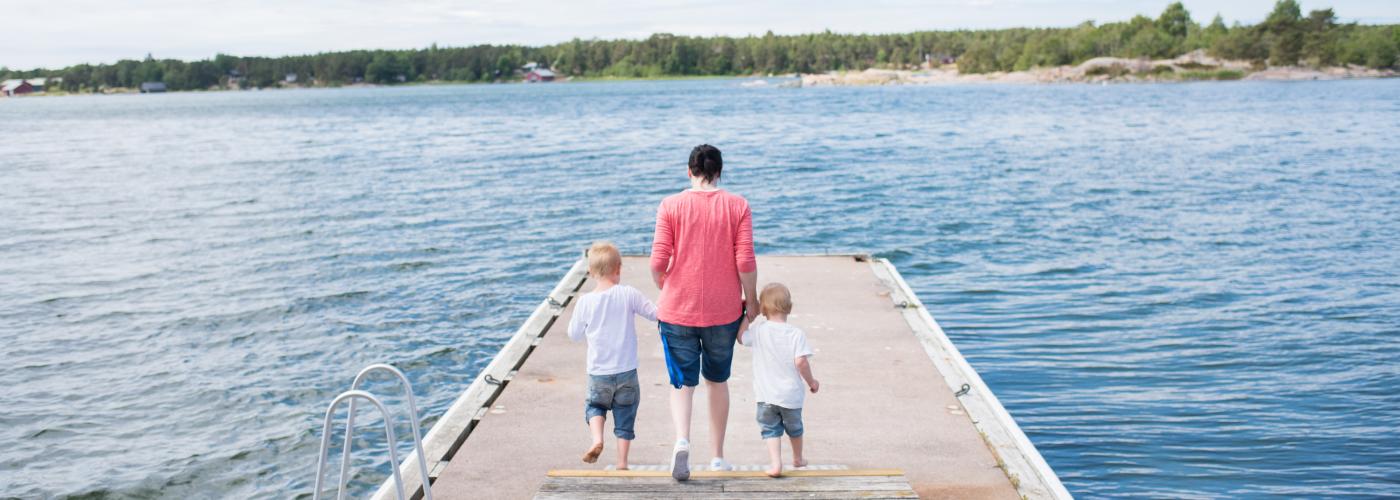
[{"x1": 651, "y1": 144, "x2": 758, "y2": 481}]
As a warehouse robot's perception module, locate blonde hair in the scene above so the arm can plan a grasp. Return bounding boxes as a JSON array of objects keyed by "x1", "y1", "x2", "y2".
[
  {"x1": 759, "y1": 283, "x2": 792, "y2": 317},
  {"x1": 587, "y1": 241, "x2": 622, "y2": 277}
]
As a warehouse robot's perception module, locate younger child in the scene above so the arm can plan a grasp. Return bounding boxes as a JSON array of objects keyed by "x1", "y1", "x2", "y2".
[
  {"x1": 738, "y1": 282, "x2": 819, "y2": 478},
  {"x1": 567, "y1": 241, "x2": 658, "y2": 470}
]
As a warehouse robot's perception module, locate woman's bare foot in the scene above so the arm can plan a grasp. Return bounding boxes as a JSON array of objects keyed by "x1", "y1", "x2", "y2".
[
  {"x1": 765, "y1": 464, "x2": 782, "y2": 478},
  {"x1": 616, "y1": 464, "x2": 629, "y2": 471},
  {"x1": 792, "y1": 458, "x2": 808, "y2": 468},
  {"x1": 582, "y1": 442, "x2": 604, "y2": 463}
]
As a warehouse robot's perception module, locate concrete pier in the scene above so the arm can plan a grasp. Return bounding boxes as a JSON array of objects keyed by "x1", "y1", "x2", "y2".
[{"x1": 372, "y1": 255, "x2": 1068, "y2": 499}]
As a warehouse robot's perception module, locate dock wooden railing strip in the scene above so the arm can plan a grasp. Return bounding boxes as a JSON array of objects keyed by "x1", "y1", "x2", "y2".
[{"x1": 870, "y1": 258, "x2": 1072, "y2": 500}]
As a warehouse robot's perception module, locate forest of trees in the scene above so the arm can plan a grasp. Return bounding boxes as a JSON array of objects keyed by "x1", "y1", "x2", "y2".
[{"x1": 3, "y1": 1, "x2": 1396, "y2": 92}]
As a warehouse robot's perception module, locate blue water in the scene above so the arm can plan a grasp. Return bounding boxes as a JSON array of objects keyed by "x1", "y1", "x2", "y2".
[{"x1": 3, "y1": 79, "x2": 1399, "y2": 498}]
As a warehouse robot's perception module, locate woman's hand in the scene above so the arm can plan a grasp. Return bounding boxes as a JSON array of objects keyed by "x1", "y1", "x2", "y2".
[{"x1": 739, "y1": 271, "x2": 758, "y2": 321}]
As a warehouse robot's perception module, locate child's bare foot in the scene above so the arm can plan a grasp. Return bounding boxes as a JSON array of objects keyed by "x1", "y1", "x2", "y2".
[
  {"x1": 616, "y1": 464, "x2": 629, "y2": 471},
  {"x1": 765, "y1": 464, "x2": 782, "y2": 478},
  {"x1": 582, "y1": 442, "x2": 603, "y2": 463},
  {"x1": 792, "y1": 458, "x2": 808, "y2": 468}
]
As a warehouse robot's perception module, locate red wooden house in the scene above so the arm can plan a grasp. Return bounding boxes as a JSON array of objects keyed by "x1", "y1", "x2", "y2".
[
  {"x1": 525, "y1": 68, "x2": 556, "y2": 83},
  {"x1": 2, "y1": 79, "x2": 34, "y2": 97}
]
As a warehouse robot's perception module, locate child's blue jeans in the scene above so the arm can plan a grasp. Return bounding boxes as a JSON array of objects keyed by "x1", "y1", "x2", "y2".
[
  {"x1": 585, "y1": 369, "x2": 639, "y2": 440},
  {"x1": 756, "y1": 402, "x2": 804, "y2": 439}
]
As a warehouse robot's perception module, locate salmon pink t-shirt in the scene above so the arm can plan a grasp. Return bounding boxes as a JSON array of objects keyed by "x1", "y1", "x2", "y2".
[{"x1": 650, "y1": 189, "x2": 757, "y2": 327}]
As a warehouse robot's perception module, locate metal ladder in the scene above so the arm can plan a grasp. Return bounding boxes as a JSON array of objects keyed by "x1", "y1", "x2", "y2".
[{"x1": 312, "y1": 364, "x2": 434, "y2": 500}]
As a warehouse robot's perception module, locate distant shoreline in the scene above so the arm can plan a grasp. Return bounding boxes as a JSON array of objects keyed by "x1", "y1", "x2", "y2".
[
  {"x1": 0, "y1": 75, "x2": 746, "y2": 97},
  {"x1": 788, "y1": 50, "x2": 1397, "y2": 87},
  {"x1": 5, "y1": 61, "x2": 1395, "y2": 99}
]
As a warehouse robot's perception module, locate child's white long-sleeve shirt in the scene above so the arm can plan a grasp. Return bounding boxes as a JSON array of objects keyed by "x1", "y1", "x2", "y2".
[{"x1": 567, "y1": 284, "x2": 657, "y2": 375}]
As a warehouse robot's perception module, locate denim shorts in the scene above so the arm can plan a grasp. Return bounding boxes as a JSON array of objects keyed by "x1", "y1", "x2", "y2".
[
  {"x1": 756, "y1": 402, "x2": 804, "y2": 439},
  {"x1": 658, "y1": 310, "x2": 744, "y2": 387},
  {"x1": 585, "y1": 369, "x2": 639, "y2": 440}
]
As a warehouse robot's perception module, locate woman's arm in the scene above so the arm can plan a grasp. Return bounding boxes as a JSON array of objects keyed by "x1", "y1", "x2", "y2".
[
  {"x1": 651, "y1": 202, "x2": 673, "y2": 289},
  {"x1": 735, "y1": 202, "x2": 758, "y2": 320},
  {"x1": 740, "y1": 271, "x2": 758, "y2": 321}
]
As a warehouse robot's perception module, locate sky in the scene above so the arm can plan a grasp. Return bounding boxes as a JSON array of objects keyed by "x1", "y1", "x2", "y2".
[{"x1": 4, "y1": 0, "x2": 1397, "y2": 69}]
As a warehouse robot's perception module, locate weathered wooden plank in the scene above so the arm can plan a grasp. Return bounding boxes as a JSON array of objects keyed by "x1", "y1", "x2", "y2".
[
  {"x1": 545, "y1": 468, "x2": 905, "y2": 478},
  {"x1": 542, "y1": 475, "x2": 903, "y2": 482},
  {"x1": 719, "y1": 476, "x2": 915, "y2": 493},
  {"x1": 538, "y1": 477, "x2": 723, "y2": 492},
  {"x1": 540, "y1": 476, "x2": 909, "y2": 490},
  {"x1": 536, "y1": 475, "x2": 917, "y2": 497},
  {"x1": 725, "y1": 492, "x2": 916, "y2": 500},
  {"x1": 534, "y1": 491, "x2": 916, "y2": 500}
]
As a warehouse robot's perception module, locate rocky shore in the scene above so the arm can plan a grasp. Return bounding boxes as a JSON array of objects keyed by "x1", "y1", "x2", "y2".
[{"x1": 790, "y1": 50, "x2": 1396, "y2": 86}]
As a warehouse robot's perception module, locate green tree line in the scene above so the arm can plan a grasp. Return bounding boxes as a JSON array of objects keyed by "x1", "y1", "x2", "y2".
[{"x1": 3, "y1": 1, "x2": 1396, "y2": 91}]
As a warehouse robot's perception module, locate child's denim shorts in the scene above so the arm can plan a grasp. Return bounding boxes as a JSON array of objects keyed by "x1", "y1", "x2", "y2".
[
  {"x1": 585, "y1": 369, "x2": 639, "y2": 440},
  {"x1": 756, "y1": 402, "x2": 803, "y2": 439}
]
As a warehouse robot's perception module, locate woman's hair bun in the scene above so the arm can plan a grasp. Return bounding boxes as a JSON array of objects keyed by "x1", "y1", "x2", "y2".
[{"x1": 688, "y1": 144, "x2": 723, "y2": 183}]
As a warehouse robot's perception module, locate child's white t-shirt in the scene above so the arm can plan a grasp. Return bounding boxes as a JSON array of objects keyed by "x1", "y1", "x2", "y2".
[
  {"x1": 739, "y1": 319, "x2": 814, "y2": 409},
  {"x1": 566, "y1": 284, "x2": 658, "y2": 375}
]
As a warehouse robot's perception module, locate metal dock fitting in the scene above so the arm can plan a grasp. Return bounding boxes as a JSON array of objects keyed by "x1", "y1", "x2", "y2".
[{"x1": 313, "y1": 364, "x2": 434, "y2": 500}]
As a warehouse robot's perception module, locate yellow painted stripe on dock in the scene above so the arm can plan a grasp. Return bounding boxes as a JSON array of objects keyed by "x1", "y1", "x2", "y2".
[{"x1": 547, "y1": 468, "x2": 905, "y2": 478}]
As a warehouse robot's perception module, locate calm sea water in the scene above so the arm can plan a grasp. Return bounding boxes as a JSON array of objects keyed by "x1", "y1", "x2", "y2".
[{"x1": 3, "y1": 79, "x2": 1398, "y2": 499}]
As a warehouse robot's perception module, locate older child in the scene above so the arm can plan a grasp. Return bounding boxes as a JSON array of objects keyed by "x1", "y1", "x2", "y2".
[
  {"x1": 738, "y1": 283, "x2": 819, "y2": 478},
  {"x1": 567, "y1": 241, "x2": 658, "y2": 470}
]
